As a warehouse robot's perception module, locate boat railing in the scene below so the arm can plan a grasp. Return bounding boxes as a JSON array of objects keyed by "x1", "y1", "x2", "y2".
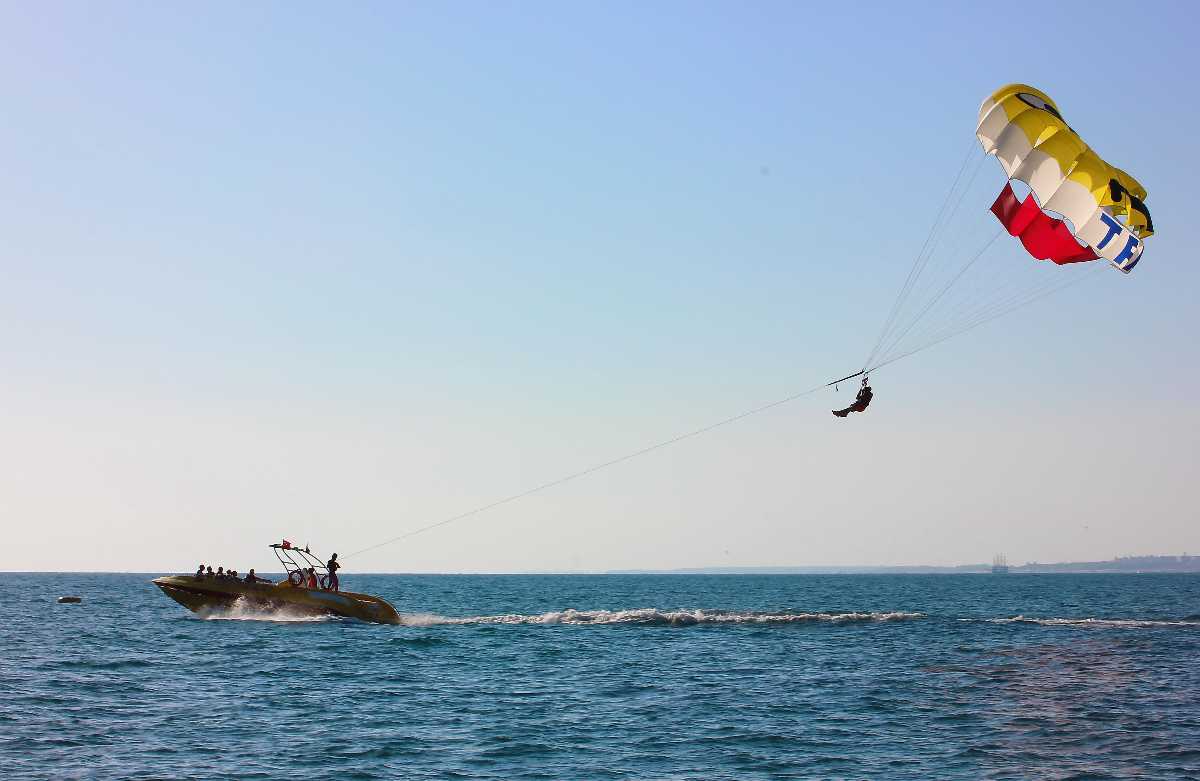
[{"x1": 271, "y1": 543, "x2": 331, "y2": 587}]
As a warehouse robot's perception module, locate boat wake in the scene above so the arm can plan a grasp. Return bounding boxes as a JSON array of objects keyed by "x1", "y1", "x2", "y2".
[
  {"x1": 967, "y1": 615, "x2": 1200, "y2": 629},
  {"x1": 401, "y1": 608, "x2": 925, "y2": 627},
  {"x1": 196, "y1": 597, "x2": 331, "y2": 623}
]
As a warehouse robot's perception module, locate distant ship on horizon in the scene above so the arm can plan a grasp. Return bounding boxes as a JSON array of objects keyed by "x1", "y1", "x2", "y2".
[{"x1": 991, "y1": 554, "x2": 1010, "y2": 574}]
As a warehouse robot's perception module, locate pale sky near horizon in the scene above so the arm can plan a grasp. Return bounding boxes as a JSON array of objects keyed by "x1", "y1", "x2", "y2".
[{"x1": 2, "y1": 1, "x2": 1197, "y2": 573}]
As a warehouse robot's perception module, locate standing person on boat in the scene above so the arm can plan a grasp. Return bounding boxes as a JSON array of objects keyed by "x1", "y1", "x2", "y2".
[{"x1": 326, "y1": 553, "x2": 341, "y2": 591}]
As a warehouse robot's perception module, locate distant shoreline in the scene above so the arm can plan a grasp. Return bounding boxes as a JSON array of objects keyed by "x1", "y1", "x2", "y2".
[{"x1": 608, "y1": 555, "x2": 1200, "y2": 575}]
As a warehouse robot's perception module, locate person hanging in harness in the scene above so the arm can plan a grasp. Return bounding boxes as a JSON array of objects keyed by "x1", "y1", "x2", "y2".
[{"x1": 833, "y1": 377, "x2": 873, "y2": 418}]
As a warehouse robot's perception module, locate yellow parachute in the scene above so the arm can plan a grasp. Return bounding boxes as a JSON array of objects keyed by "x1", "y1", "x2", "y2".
[{"x1": 977, "y1": 84, "x2": 1153, "y2": 272}]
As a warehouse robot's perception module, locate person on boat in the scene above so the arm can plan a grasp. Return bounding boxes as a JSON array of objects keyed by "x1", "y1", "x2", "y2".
[
  {"x1": 244, "y1": 569, "x2": 262, "y2": 584},
  {"x1": 306, "y1": 568, "x2": 318, "y2": 589},
  {"x1": 196, "y1": 564, "x2": 205, "y2": 578},
  {"x1": 326, "y1": 553, "x2": 341, "y2": 591},
  {"x1": 832, "y1": 377, "x2": 874, "y2": 418},
  {"x1": 228, "y1": 570, "x2": 238, "y2": 580},
  {"x1": 216, "y1": 566, "x2": 226, "y2": 579},
  {"x1": 206, "y1": 565, "x2": 214, "y2": 577}
]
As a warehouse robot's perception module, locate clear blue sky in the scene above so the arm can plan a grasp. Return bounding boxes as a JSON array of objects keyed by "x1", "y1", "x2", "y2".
[{"x1": 2, "y1": 1, "x2": 1197, "y2": 572}]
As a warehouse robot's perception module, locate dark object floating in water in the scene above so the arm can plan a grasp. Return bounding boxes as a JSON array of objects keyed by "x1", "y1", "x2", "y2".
[{"x1": 57, "y1": 596, "x2": 82, "y2": 604}]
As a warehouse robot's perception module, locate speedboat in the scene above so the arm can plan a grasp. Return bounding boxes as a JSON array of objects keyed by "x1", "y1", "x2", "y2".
[{"x1": 153, "y1": 543, "x2": 401, "y2": 624}]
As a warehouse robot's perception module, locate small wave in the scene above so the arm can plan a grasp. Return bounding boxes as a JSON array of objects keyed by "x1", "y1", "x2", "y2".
[
  {"x1": 401, "y1": 608, "x2": 924, "y2": 627},
  {"x1": 387, "y1": 635, "x2": 449, "y2": 647},
  {"x1": 58, "y1": 658, "x2": 156, "y2": 672},
  {"x1": 970, "y1": 615, "x2": 1200, "y2": 629}
]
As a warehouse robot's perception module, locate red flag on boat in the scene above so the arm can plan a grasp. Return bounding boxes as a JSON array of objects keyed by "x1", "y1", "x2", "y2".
[{"x1": 282, "y1": 539, "x2": 292, "y2": 549}]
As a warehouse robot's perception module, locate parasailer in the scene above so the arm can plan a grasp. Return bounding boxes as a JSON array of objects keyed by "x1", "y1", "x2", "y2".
[
  {"x1": 859, "y1": 82, "x2": 1158, "y2": 392},
  {"x1": 330, "y1": 84, "x2": 1163, "y2": 568},
  {"x1": 833, "y1": 377, "x2": 873, "y2": 418}
]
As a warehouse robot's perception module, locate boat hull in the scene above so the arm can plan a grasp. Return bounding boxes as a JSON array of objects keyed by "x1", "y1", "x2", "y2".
[{"x1": 152, "y1": 575, "x2": 401, "y2": 624}]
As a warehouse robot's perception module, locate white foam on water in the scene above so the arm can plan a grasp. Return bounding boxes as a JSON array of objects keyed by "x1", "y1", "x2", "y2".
[
  {"x1": 966, "y1": 615, "x2": 1200, "y2": 629},
  {"x1": 197, "y1": 596, "x2": 331, "y2": 623},
  {"x1": 400, "y1": 612, "x2": 451, "y2": 627},
  {"x1": 400, "y1": 608, "x2": 925, "y2": 626}
]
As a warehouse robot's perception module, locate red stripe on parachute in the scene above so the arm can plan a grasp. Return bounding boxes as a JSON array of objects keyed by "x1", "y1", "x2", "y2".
[{"x1": 990, "y1": 183, "x2": 1098, "y2": 265}]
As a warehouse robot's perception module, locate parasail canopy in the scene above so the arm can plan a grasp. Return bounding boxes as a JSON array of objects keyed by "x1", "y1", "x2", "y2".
[{"x1": 977, "y1": 84, "x2": 1153, "y2": 272}]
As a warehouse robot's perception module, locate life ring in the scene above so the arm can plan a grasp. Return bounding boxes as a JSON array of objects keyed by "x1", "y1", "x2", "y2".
[{"x1": 288, "y1": 570, "x2": 304, "y2": 586}]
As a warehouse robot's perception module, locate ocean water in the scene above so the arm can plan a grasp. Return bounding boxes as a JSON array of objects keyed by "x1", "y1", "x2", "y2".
[{"x1": 4, "y1": 573, "x2": 1200, "y2": 780}]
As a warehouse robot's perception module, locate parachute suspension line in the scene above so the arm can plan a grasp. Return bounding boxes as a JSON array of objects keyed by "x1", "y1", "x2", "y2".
[
  {"x1": 870, "y1": 151, "x2": 991, "y2": 368},
  {"x1": 922, "y1": 265, "x2": 1102, "y2": 349},
  {"x1": 873, "y1": 227, "x2": 1003, "y2": 366},
  {"x1": 896, "y1": 247, "x2": 1022, "y2": 352},
  {"x1": 885, "y1": 152, "x2": 990, "y2": 337},
  {"x1": 861, "y1": 140, "x2": 981, "y2": 372},
  {"x1": 898, "y1": 231, "x2": 1055, "y2": 353},
  {"x1": 880, "y1": 229, "x2": 1101, "y2": 366},
  {"x1": 921, "y1": 268, "x2": 1074, "y2": 345},
  {"x1": 344, "y1": 379, "x2": 837, "y2": 560},
  {"x1": 861, "y1": 142, "x2": 978, "y2": 371},
  {"x1": 868, "y1": 271, "x2": 1098, "y2": 374},
  {"x1": 865, "y1": 264, "x2": 1104, "y2": 374}
]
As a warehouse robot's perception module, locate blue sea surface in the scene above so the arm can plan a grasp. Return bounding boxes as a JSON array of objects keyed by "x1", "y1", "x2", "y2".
[{"x1": 3, "y1": 572, "x2": 1200, "y2": 780}]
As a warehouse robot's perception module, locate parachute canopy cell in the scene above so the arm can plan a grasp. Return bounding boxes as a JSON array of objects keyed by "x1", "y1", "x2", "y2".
[{"x1": 977, "y1": 84, "x2": 1153, "y2": 273}]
